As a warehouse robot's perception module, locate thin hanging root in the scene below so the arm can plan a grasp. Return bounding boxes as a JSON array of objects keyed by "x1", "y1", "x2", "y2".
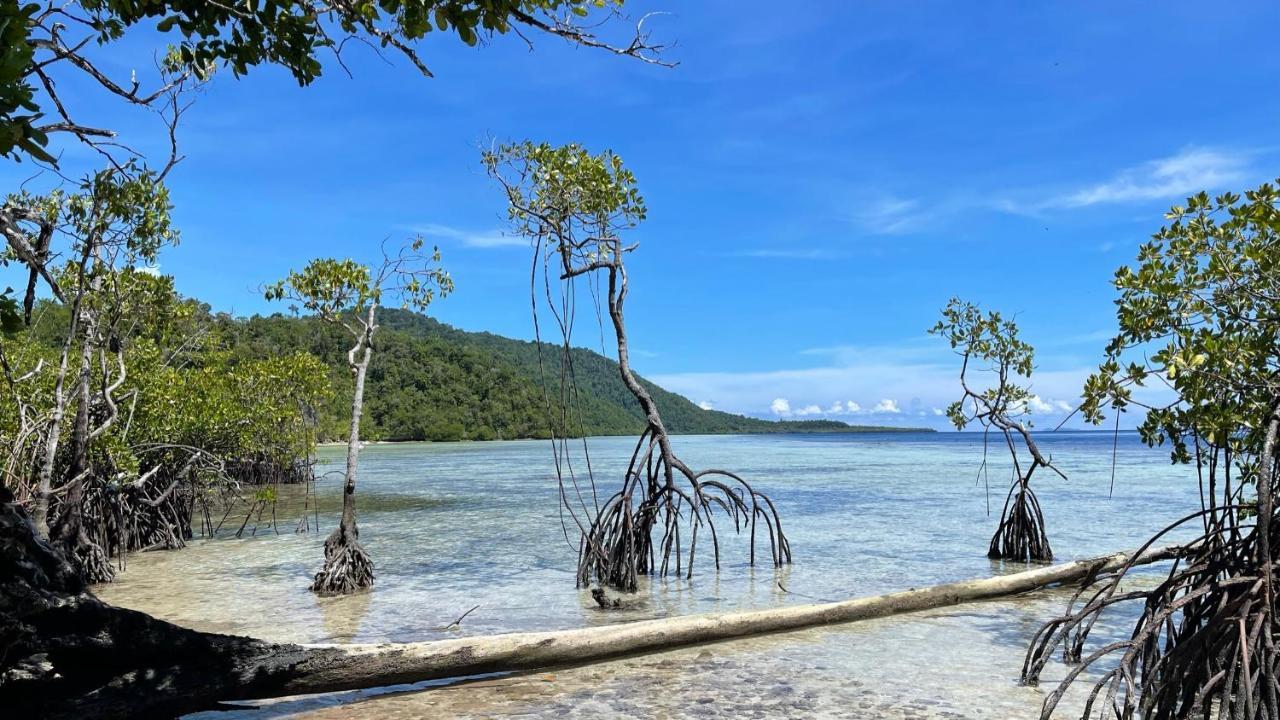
[
  {"x1": 577, "y1": 428, "x2": 790, "y2": 592},
  {"x1": 310, "y1": 528, "x2": 374, "y2": 596},
  {"x1": 988, "y1": 480, "x2": 1052, "y2": 562}
]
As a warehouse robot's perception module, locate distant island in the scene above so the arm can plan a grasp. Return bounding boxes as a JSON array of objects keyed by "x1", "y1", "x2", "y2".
[{"x1": 221, "y1": 308, "x2": 933, "y2": 441}]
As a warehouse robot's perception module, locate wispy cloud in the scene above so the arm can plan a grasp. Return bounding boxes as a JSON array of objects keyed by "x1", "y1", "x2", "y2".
[
  {"x1": 853, "y1": 196, "x2": 929, "y2": 235},
  {"x1": 410, "y1": 222, "x2": 526, "y2": 249},
  {"x1": 1057, "y1": 147, "x2": 1249, "y2": 207},
  {"x1": 999, "y1": 147, "x2": 1254, "y2": 215}
]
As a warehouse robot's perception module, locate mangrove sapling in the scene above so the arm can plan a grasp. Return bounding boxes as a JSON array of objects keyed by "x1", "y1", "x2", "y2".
[
  {"x1": 267, "y1": 240, "x2": 452, "y2": 595},
  {"x1": 931, "y1": 299, "x2": 1064, "y2": 562},
  {"x1": 1022, "y1": 184, "x2": 1280, "y2": 720},
  {"x1": 484, "y1": 141, "x2": 790, "y2": 593}
]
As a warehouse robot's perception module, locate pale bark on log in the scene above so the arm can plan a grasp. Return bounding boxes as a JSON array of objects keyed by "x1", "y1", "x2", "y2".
[{"x1": 279, "y1": 545, "x2": 1181, "y2": 697}]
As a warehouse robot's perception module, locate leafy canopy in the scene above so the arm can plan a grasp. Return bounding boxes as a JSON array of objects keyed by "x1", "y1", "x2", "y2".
[
  {"x1": 483, "y1": 140, "x2": 646, "y2": 273},
  {"x1": 265, "y1": 239, "x2": 453, "y2": 327},
  {"x1": 930, "y1": 297, "x2": 1037, "y2": 430},
  {"x1": 1082, "y1": 181, "x2": 1280, "y2": 464},
  {"x1": 3, "y1": 0, "x2": 652, "y2": 164}
]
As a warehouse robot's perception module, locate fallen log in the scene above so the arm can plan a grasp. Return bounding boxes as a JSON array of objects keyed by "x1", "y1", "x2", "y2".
[
  {"x1": 2, "y1": 490, "x2": 1180, "y2": 718},
  {"x1": 281, "y1": 545, "x2": 1183, "y2": 696}
]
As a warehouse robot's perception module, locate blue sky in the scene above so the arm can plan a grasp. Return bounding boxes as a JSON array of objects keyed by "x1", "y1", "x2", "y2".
[{"x1": 6, "y1": 1, "x2": 1280, "y2": 429}]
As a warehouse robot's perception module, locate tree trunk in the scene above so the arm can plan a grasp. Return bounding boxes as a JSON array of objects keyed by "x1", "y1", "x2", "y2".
[
  {"x1": 31, "y1": 332, "x2": 73, "y2": 538},
  {"x1": 52, "y1": 308, "x2": 102, "y2": 577},
  {"x1": 309, "y1": 305, "x2": 377, "y2": 595},
  {"x1": 30, "y1": 236, "x2": 96, "y2": 538},
  {"x1": 341, "y1": 343, "x2": 368, "y2": 540},
  {"x1": 279, "y1": 545, "x2": 1182, "y2": 697}
]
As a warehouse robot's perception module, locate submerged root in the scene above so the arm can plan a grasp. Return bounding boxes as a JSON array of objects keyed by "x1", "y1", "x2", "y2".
[
  {"x1": 578, "y1": 428, "x2": 791, "y2": 592},
  {"x1": 989, "y1": 480, "x2": 1052, "y2": 562},
  {"x1": 310, "y1": 527, "x2": 374, "y2": 596}
]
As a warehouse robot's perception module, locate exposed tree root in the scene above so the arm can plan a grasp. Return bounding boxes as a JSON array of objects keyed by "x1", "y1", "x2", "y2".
[
  {"x1": 1024, "y1": 432, "x2": 1280, "y2": 719},
  {"x1": 989, "y1": 480, "x2": 1053, "y2": 562},
  {"x1": 310, "y1": 527, "x2": 374, "y2": 596},
  {"x1": 579, "y1": 426, "x2": 790, "y2": 591}
]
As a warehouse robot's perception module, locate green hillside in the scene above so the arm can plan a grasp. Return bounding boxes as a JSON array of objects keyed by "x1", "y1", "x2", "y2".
[{"x1": 219, "y1": 308, "x2": 933, "y2": 441}]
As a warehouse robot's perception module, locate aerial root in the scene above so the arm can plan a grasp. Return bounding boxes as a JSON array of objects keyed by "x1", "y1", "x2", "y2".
[
  {"x1": 1023, "y1": 508, "x2": 1279, "y2": 719},
  {"x1": 988, "y1": 480, "x2": 1052, "y2": 562},
  {"x1": 577, "y1": 429, "x2": 790, "y2": 592},
  {"x1": 310, "y1": 527, "x2": 375, "y2": 595}
]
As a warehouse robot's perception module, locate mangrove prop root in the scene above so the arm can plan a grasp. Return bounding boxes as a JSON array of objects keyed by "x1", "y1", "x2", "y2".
[
  {"x1": 1023, "y1": 434, "x2": 1280, "y2": 719},
  {"x1": 310, "y1": 527, "x2": 374, "y2": 595},
  {"x1": 577, "y1": 427, "x2": 791, "y2": 591},
  {"x1": 988, "y1": 480, "x2": 1053, "y2": 562}
]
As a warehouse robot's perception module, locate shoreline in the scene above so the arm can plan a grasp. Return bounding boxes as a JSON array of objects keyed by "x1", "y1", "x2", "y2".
[{"x1": 314, "y1": 428, "x2": 938, "y2": 447}]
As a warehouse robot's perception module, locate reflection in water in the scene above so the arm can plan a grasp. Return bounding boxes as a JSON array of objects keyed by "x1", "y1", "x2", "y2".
[
  {"x1": 316, "y1": 590, "x2": 373, "y2": 644},
  {"x1": 99, "y1": 433, "x2": 1199, "y2": 718}
]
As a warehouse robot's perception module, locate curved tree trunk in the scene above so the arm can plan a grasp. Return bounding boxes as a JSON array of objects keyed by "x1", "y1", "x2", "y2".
[{"x1": 572, "y1": 252, "x2": 790, "y2": 591}]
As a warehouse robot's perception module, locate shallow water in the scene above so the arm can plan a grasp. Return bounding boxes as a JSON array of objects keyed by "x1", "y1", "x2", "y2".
[{"x1": 95, "y1": 432, "x2": 1199, "y2": 718}]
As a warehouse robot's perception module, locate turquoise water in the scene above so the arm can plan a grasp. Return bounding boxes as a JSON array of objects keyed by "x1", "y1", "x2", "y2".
[{"x1": 96, "y1": 432, "x2": 1199, "y2": 718}]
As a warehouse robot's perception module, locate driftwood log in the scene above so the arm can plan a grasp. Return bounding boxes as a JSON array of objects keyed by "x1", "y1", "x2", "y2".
[{"x1": 1, "y1": 494, "x2": 1180, "y2": 719}]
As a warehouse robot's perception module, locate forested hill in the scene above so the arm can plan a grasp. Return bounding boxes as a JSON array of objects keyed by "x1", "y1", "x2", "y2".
[{"x1": 220, "y1": 308, "x2": 933, "y2": 442}]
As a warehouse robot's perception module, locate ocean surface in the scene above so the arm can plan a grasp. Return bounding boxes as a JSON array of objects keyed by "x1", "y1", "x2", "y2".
[{"x1": 95, "y1": 431, "x2": 1201, "y2": 719}]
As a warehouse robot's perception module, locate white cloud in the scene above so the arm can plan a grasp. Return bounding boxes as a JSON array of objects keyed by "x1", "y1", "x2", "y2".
[
  {"x1": 854, "y1": 196, "x2": 927, "y2": 235},
  {"x1": 698, "y1": 400, "x2": 714, "y2": 411},
  {"x1": 828, "y1": 402, "x2": 845, "y2": 414},
  {"x1": 411, "y1": 222, "x2": 526, "y2": 249},
  {"x1": 874, "y1": 398, "x2": 901, "y2": 414},
  {"x1": 1063, "y1": 147, "x2": 1248, "y2": 207},
  {"x1": 795, "y1": 404, "x2": 824, "y2": 416},
  {"x1": 650, "y1": 340, "x2": 1148, "y2": 429},
  {"x1": 1027, "y1": 395, "x2": 1054, "y2": 414},
  {"x1": 135, "y1": 264, "x2": 162, "y2": 276},
  {"x1": 652, "y1": 333, "x2": 1181, "y2": 429},
  {"x1": 1019, "y1": 147, "x2": 1251, "y2": 212}
]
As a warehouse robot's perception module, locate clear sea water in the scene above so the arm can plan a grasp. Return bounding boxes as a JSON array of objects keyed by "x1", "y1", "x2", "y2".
[{"x1": 95, "y1": 432, "x2": 1201, "y2": 719}]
